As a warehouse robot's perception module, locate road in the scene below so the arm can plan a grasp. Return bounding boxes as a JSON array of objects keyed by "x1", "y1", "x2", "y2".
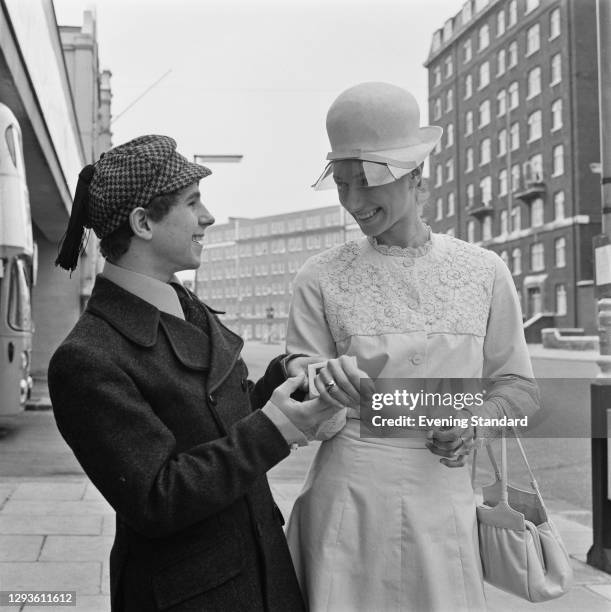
[{"x1": 0, "y1": 341, "x2": 599, "y2": 525}]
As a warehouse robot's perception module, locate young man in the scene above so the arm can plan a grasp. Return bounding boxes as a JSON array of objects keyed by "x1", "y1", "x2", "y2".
[{"x1": 48, "y1": 135, "x2": 344, "y2": 611}]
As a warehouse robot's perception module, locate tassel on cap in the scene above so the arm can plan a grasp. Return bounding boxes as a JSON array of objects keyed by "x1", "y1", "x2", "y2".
[{"x1": 55, "y1": 164, "x2": 95, "y2": 272}]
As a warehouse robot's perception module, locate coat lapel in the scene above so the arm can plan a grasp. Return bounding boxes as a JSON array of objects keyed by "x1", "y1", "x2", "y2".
[{"x1": 86, "y1": 276, "x2": 209, "y2": 370}]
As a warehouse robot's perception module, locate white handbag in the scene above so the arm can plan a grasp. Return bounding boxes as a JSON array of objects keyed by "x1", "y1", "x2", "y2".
[{"x1": 472, "y1": 429, "x2": 573, "y2": 602}]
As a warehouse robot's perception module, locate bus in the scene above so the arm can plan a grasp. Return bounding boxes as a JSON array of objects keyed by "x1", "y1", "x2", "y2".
[{"x1": 0, "y1": 103, "x2": 34, "y2": 415}]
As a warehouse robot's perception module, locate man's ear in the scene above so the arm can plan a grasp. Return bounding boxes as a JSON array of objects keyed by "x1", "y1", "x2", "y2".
[{"x1": 129, "y1": 207, "x2": 153, "y2": 240}]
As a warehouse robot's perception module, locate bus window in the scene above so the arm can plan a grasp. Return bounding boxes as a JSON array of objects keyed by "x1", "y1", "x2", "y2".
[
  {"x1": 8, "y1": 258, "x2": 32, "y2": 332},
  {"x1": 5, "y1": 124, "x2": 17, "y2": 168}
]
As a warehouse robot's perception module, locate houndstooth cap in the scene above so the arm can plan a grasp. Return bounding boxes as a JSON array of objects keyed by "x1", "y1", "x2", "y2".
[{"x1": 87, "y1": 135, "x2": 211, "y2": 239}]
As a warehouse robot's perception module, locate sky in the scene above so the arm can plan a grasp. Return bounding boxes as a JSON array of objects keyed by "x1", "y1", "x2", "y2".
[{"x1": 53, "y1": 0, "x2": 464, "y2": 224}]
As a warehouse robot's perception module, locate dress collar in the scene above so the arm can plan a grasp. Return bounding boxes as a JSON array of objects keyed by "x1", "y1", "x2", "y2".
[
  {"x1": 102, "y1": 261, "x2": 185, "y2": 320},
  {"x1": 367, "y1": 225, "x2": 433, "y2": 258}
]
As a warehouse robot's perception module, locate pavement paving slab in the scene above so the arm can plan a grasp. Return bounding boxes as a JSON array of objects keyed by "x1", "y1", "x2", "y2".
[
  {"x1": 1, "y1": 500, "x2": 113, "y2": 516},
  {"x1": 0, "y1": 515, "x2": 102, "y2": 536},
  {"x1": 485, "y1": 584, "x2": 611, "y2": 610},
  {"x1": 0, "y1": 535, "x2": 44, "y2": 561},
  {"x1": 38, "y1": 536, "x2": 114, "y2": 562},
  {"x1": 10, "y1": 481, "x2": 87, "y2": 501},
  {"x1": 21, "y1": 594, "x2": 110, "y2": 612},
  {"x1": 0, "y1": 561, "x2": 101, "y2": 594}
]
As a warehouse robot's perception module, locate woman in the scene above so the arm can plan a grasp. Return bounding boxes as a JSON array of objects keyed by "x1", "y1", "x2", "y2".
[{"x1": 285, "y1": 82, "x2": 539, "y2": 611}]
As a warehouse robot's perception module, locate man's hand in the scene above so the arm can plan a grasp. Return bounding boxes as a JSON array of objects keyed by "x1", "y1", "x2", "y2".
[
  {"x1": 425, "y1": 424, "x2": 475, "y2": 468},
  {"x1": 313, "y1": 355, "x2": 375, "y2": 410},
  {"x1": 268, "y1": 373, "x2": 344, "y2": 437},
  {"x1": 284, "y1": 355, "x2": 328, "y2": 391}
]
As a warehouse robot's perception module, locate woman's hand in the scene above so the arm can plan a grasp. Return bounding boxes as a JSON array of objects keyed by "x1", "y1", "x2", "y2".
[
  {"x1": 314, "y1": 355, "x2": 375, "y2": 409},
  {"x1": 425, "y1": 423, "x2": 476, "y2": 468}
]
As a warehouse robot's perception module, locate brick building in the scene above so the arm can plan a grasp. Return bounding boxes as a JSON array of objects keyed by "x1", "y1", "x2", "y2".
[
  {"x1": 191, "y1": 207, "x2": 363, "y2": 340},
  {"x1": 424, "y1": 0, "x2": 600, "y2": 332}
]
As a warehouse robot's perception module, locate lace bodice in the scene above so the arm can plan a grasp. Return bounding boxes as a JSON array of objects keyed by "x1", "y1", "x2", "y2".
[{"x1": 310, "y1": 233, "x2": 497, "y2": 344}]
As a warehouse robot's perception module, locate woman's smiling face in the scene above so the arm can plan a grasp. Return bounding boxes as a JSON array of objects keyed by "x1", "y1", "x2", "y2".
[{"x1": 332, "y1": 160, "x2": 417, "y2": 244}]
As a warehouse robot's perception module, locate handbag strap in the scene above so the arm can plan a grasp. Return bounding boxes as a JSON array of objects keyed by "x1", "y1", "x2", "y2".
[{"x1": 472, "y1": 426, "x2": 547, "y2": 510}]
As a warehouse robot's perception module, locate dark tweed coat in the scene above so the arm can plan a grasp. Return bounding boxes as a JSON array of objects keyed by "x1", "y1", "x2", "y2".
[{"x1": 48, "y1": 276, "x2": 305, "y2": 612}]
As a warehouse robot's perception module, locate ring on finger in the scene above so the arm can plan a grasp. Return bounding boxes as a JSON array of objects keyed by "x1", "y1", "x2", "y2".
[{"x1": 324, "y1": 380, "x2": 336, "y2": 393}]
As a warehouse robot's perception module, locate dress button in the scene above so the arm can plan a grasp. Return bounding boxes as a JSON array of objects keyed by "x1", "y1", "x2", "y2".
[
  {"x1": 208, "y1": 393, "x2": 217, "y2": 406},
  {"x1": 411, "y1": 354, "x2": 423, "y2": 366}
]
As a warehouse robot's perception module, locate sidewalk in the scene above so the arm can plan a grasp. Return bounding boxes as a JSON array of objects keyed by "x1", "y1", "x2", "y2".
[
  {"x1": 2, "y1": 348, "x2": 610, "y2": 611},
  {"x1": 0, "y1": 476, "x2": 610, "y2": 611}
]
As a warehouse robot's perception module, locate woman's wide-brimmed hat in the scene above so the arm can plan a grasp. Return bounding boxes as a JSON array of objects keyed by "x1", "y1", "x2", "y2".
[{"x1": 313, "y1": 82, "x2": 442, "y2": 190}]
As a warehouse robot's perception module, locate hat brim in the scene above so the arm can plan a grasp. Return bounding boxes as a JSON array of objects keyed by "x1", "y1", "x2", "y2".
[{"x1": 325, "y1": 125, "x2": 442, "y2": 169}]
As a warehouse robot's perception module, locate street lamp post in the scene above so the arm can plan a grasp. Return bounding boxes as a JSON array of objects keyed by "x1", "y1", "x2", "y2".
[{"x1": 588, "y1": 0, "x2": 611, "y2": 574}]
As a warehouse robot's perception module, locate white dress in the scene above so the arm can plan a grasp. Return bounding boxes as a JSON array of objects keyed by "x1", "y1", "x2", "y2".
[{"x1": 285, "y1": 232, "x2": 538, "y2": 612}]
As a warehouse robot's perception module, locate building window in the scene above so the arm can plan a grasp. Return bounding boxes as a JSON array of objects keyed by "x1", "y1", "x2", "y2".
[
  {"x1": 465, "y1": 111, "x2": 474, "y2": 135},
  {"x1": 499, "y1": 169, "x2": 508, "y2": 195},
  {"x1": 531, "y1": 198, "x2": 544, "y2": 227},
  {"x1": 466, "y1": 147, "x2": 474, "y2": 172},
  {"x1": 462, "y1": 1, "x2": 472, "y2": 23},
  {"x1": 446, "y1": 159, "x2": 454, "y2": 182},
  {"x1": 551, "y1": 53, "x2": 562, "y2": 85},
  {"x1": 446, "y1": 89, "x2": 454, "y2": 112},
  {"x1": 482, "y1": 216, "x2": 492, "y2": 240},
  {"x1": 553, "y1": 145, "x2": 564, "y2": 176},
  {"x1": 526, "y1": 23, "x2": 540, "y2": 56},
  {"x1": 530, "y1": 243, "x2": 545, "y2": 271},
  {"x1": 497, "y1": 10, "x2": 506, "y2": 37},
  {"x1": 464, "y1": 74, "x2": 473, "y2": 99},
  {"x1": 550, "y1": 8, "x2": 561, "y2": 40},
  {"x1": 433, "y1": 66, "x2": 441, "y2": 86},
  {"x1": 527, "y1": 66, "x2": 542, "y2": 98},
  {"x1": 480, "y1": 176, "x2": 492, "y2": 205},
  {"x1": 508, "y1": 41, "x2": 518, "y2": 67},
  {"x1": 435, "y1": 164, "x2": 443, "y2": 186},
  {"x1": 556, "y1": 284, "x2": 567, "y2": 315},
  {"x1": 525, "y1": 0, "x2": 540, "y2": 15},
  {"x1": 554, "y1": 191, "x2": 565, "y2": 219},
  {"x1": 512, "y1": 248, "x2": 522, "y2": 274},
  {"x1": 497, "y1": 90, "x2": 507, "y2": 116},
  {"x1": 447, "y1": 193, "x2": 455, "y2": 216},
  {"x1": 528, "y1": 153, "x2": 543, "y2": 181},
  {"x1": 480, "y1": 138, "x2": 491, "y2": 165},
  {"x1": 527, "y1": 110, "x2": 542, "y2": 142},
  {"x1": 511, "y1": 163, "x2": 521, "y2": 192},
  {"x1": 508, "y1": 81, "x2": 519, "y2": 109},
  {"x1": 555, "y1": 237, "x2": 566, "y2": 267},
  {"x1": 501, "y1": 250, "x2": 510, "y2": 268},
  {"x1": 510, "y1": 122, "x2": 520, "y2": 151},
  {"x1": 467, "y1": 220, "x2": 476, "y2": 242},
  {"x1": 446, "y1": 123, "x2": 454, "y2": 147},
  {"x1": 447, "y1": 227, "x2": 455, "y2": 237},
  {"x1": 508, "y1": 0, "x2": 517, "y2": 26},
  {"x1": 497, "y1": 49, "x2": 506, "y2": 75},
  {"x1": 463, "y1": 39, "x2": 473, "y2": 63},
  {"x1": 500, "y1": 209, "x2": 509, "y2": 234},
  {"x1": 433, "y1": 98, "x2": 442, "y2": 120},
  {"x1": 511, "y1": 206, "x2": 521, "y2": 232},
  {"x1": 478, "y1": 24, "x2": 490, "y2": 51},
  {"x1": 433, "y1": 139, "x2": 442, "y2": 156},
  {"x1": 479, "y1": 62, "x2": 490, "y2": 89},
  {"x1": 467, "y1": 183, "x2": 475, "y2": 208},
  {"x1": 551, "y1": 99, "x2": 563, "y2": 131},
  {"x1": 445, "y1": 56, "x2": 453, "y2": 77},
  {"x1": 498, "y1": 129, "x2": 507, "y2": 157},
  {"x1": 479, "y1": 100, "x2": 491, "y2": 127},
  {"x1": 436, "y1": 197, "x2": 443, "y2": 220}
]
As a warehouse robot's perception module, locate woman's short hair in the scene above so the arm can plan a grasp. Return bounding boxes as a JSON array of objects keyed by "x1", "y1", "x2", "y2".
[{"x1": 99, "y1": 191, "x2": 180, "y2": 261}]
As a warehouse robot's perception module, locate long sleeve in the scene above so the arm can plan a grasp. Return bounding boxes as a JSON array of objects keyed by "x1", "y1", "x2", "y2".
[
  {"x1": 286, "y1": 258, "x2": 347, "y2": 440},
  {"x1": 478, "y1": 254, "x2": 540, "y2": 423},
  {"x1": 49, "y1": 343, "x2": 290, "y2": 539}
]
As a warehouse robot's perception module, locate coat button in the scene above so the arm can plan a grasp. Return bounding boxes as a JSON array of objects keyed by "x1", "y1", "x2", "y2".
[
  {"x1": 208, "y1": 393, "x2": 217, "y2": 406},
  {"x1": 241, "y1": 378, "x2": 248, "y2": 392},
  {"x1": 411, "y1": 354, "x2": 423, "y2": 366}
]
